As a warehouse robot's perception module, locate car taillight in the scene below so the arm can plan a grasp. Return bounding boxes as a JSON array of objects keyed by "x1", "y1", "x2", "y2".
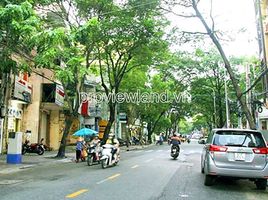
[
  {"x1": 209, "y1": 145, "x2": 228, "y2": 152},
  {"x1": 252, "y1": 148, "x2": 268, "y2": 154}
]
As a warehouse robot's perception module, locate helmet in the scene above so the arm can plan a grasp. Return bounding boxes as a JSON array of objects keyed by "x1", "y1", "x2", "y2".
[{"x1": 108, "y1": 133, "x2": 115, "y2": 137}]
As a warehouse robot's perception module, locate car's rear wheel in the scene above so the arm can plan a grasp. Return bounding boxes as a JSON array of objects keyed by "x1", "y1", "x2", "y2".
[
  {"x1": 255, "y1": 179, "x2": 267, "y2": 190},
  {"x1": 204, "y1": 175, "x2": 215, "y2": 186}
]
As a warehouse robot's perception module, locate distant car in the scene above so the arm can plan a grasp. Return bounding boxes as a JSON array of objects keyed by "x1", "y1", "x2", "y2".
[
  {"x1": 201, "y1": 128, "x2": 268, "y2": 190},
  {"x1": 192, "y1": 134, "x2": 203, "y2": 139}
]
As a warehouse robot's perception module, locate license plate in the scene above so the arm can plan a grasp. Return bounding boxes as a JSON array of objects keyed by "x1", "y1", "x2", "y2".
[{"x1": 234, "y1": 153, "x2": 246, "y2": 161}]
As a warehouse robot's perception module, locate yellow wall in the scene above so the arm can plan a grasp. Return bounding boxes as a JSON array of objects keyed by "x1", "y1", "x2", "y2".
[
  {"x1": 21, "y1": 69, "x2": 63, "y2": 150},
  {"x1": 48, "y1": 110, "x2": 60, "y2": 150}
]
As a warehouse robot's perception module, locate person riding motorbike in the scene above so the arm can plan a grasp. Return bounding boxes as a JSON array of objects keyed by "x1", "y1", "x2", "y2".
[
  {"x1": 170, "y1": 133, "x2": 181, "y2": 149},
  {"x1": 105, "y1": 133, "x2": 120, "y2": 161},
  {"x1": 89, "y1": 136, "x2": 101, "y2": 160}
]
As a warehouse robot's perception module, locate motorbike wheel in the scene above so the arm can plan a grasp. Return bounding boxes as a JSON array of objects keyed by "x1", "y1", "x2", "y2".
[
  {"x1": 22, "y1": 147, "x2": 27, "y2": 155},
  {"x1": 87, "y1": 155, "x2": 94, "y2": 166},
  {"x1": 37, "y1": 147, "x2": 45, "y2": 155},
  {"x1": 101, "y1": 158, "x2": 108, "y2": 169}
]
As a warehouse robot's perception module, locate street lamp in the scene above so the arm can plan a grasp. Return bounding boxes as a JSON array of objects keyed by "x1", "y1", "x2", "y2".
[{"x1": 203, "y1": 86, "x2": 217, "y2": 127}]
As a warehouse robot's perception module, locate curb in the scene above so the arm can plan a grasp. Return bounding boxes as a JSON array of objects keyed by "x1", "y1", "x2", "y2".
[{"x1": 0, "y1": 145, "x2": 152, "y2": 175}]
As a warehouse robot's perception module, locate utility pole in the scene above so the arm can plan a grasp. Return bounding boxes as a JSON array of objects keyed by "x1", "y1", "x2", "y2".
[
  {"x1": 254, "y1": 0, "x2": 268, "y2": 102},
  {"x1": 224, "y1": 70, "x2": 230, "y2": 128},
  {"x1": 114, "y1": 103, "x2": 117, "y2": 138},
  {"x1": 237, "y1": 101, "x2": 242, "y2": 128},
  {"x1": 246, "y1": 64, "x2": 251, "y2": 129},
  {"x1": 203, "y1": 86, "x2": 217, "y2": 127}
]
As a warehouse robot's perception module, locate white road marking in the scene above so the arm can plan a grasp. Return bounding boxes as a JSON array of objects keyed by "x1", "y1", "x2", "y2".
[
  {"x1": 144, "y1": 158, "x2": 153, "y2": 163},
  {"x1": 179, "y1": 194, "x2": 189, "y2": 198},
  {"x1": 157, "y1": 150, "x2": 163, "y2": 152},
  {"x1": 131, "y1": 165, "x2": 139, "y2": 169},
  {"x1": 145, "y1": 150, "x2": 153, "y2": 153},
  {"x1": 96, "y1": 173, "x2": 121, "y2": 185},
  {"x1": 135, "y1": 150, "x2": 143, "y2": 153}
]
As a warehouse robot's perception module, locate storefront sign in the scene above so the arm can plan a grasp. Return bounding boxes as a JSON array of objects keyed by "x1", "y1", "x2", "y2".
[
  {"x1": 55, "y1": 84, "x2": 65, "y2": 106},
  {"x1": 14, "y1": 76, "x2": 32, "y2": 103},
  {"x1": 8, "y1": 117, "x2": 15, "y2": 130},
  {"x1": 8, "y1": 107, "x2": 23, "y2": 119}
]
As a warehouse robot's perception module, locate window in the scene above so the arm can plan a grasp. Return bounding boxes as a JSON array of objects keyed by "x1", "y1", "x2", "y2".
[
  {"x1": 213, "y1": 131, "x2": 266, "y2": 148},
  {"x1": 42, "y1": 84, "x2": 56, "y2": 103},
  {"x1": 261, "y1": 120, "x2": 267, "y2": 130}
]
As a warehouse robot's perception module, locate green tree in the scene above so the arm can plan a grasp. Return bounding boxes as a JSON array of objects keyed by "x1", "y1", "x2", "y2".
[
  {"x1": 86, "y1": 1, "x2": 168, "y2": 141},
  {"x1": 0, "y1": 1, "x2": 40, "y2": 151},
  {"x1": 32, "y1": 0, "x2": 168, "y2": 156},
  {"x1": 162, "y1": 0, "x2": 257, "y2": 129}
]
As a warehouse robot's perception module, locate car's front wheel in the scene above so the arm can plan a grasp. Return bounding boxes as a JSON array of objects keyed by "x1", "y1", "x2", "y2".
[
  {"x1": 204, "y1": 175, "x2": 215, "y2": 186},
  {"x1": 255, "y1": 179, "x2": 267, "y2": 190}
]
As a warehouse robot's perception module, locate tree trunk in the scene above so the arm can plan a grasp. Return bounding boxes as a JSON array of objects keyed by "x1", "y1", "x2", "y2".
[
  {"x1": 147, "y1": 122, "x2": 152, "y2": 143},
  {"x1": 56, "y1": 116, "x2": 73, "y2": 158},
  {"x1": 103, "y1": 102, "x2": 115, "y2": 143},
  {"x1": 192, "y1": 1, "x2": 256, "y2": 129},
  {"x1": 2, "y1": 73, "x2": 11, "y2": 152},
  {"x1": 149, "y1": 111, "x2": 166, "y2": 139}
]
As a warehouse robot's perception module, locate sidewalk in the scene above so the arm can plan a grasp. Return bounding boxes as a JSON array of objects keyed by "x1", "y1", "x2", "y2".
[
  {"x1": 0, "y1": 150, "x2": 75, "y2": 175},
  {"x1": 0, "y1": 144, "x2": 151, "y2": 175}
]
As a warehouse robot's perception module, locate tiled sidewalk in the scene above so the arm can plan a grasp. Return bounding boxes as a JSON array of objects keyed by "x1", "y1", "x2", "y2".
[{"x1": 0, "y1": 144, "x2": 150, "y2": 175}]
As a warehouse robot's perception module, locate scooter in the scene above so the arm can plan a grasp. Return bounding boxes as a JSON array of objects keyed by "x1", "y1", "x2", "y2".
[
  {"x1": 100, "y1": 144, "x2": 119, "y2": 169},
  {"x1": 22, "y1": 139, "x2": 45, "y2": 155},
  {"x1": 170, "y1": 144, "x2": 180, "y2": 159},
  {"x1": 87, "y1": 144, "x2": 101, "y2": 166}
]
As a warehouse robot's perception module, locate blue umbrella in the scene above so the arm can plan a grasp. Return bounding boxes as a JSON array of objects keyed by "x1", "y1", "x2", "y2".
[{"x1": 73, "y1": 128, "x2": 98, "y2": 137}]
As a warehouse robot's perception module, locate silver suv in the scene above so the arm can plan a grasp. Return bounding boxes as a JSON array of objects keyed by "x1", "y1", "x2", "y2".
[{"x1": 201, "y1": 128, "x2": 268, "y2": 190}]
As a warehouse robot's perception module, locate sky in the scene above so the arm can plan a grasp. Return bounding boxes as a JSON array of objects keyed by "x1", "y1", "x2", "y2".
[{"x1": 166, "y1": 0, "x2": 259, "y2": 57}]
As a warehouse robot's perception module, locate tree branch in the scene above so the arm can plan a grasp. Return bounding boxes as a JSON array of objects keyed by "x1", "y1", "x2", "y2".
[
  {"x1": 210, "y1": 0, "x2": 215, "y2": 32},
  {"x1": 97, "y1": 48, "x2": 109, "y2": 96},
  {"x1": 242, "y1": 67, "x2": 268, "y2": 95},
  {"x1": 182, "y1": 31, "x2": 208, "y2": 35},
  {"x1": 160, "y1": 6, "x2": 196, "y2": 18}
]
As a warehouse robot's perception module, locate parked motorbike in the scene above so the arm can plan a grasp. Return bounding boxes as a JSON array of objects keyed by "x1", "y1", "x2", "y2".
[
  {"x1": 170, "y1": 144, "x2": 180, "y2": 159},
  {"x1": 87, "y1": 144, "x2": 101, "y2": 166},
  {"x1": 100, "y1": 144, "x2": 119, "y2": 169},
  {"x1": 22, "y1": 139, "x2": 45, "y2": 155},
  {"x1": 131, "y1": 136, "x2": 140, "y2": 145}
]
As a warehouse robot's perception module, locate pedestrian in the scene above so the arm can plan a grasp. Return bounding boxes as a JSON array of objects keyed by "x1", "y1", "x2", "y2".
[{"x1": 76, "y1": 137, "x2": 84, "y2": 163}]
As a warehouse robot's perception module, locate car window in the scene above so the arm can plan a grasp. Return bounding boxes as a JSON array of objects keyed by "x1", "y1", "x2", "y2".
[
  {"x1": 213, "y1": 131, "x2": 266, "y2": 148},
  {"x1": 206, "y1": 132, "x2": 214, "y2": 144}
]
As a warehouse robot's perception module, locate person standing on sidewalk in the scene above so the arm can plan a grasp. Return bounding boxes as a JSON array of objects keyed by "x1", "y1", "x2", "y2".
[{"x1": 75, "y1": 137, "x2": 84, "y2": 163}]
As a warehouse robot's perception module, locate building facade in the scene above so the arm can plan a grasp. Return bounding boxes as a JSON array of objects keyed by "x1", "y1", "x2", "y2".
[{"x1": 0, "y1": 69, "x2": 65, "y2": 153}]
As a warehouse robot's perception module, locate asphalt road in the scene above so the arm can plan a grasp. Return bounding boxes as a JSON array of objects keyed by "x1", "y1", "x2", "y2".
[{"x1": 0, "y1": 141, "x2": 267, "y2": 200}]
